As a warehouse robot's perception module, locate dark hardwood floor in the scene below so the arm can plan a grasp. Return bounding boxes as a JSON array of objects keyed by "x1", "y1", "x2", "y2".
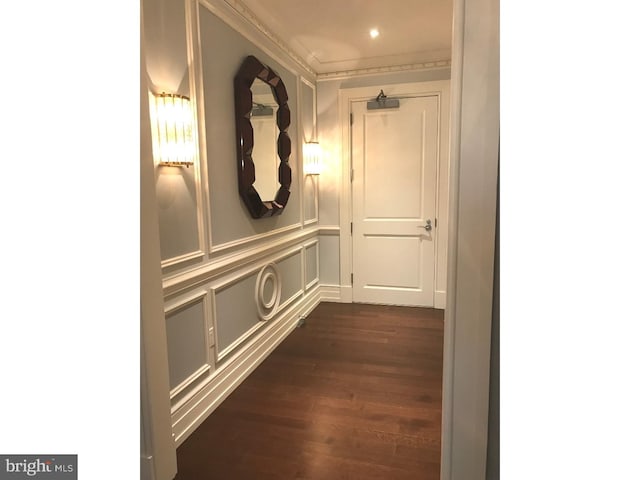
[{"x1": 174, "y1": 302, "x2": 444, "y2": 480}]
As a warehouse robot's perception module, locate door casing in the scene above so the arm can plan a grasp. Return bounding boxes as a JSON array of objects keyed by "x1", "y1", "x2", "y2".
[{"x1": 338, "y1": 80, "x2": 451, "y2": 308}]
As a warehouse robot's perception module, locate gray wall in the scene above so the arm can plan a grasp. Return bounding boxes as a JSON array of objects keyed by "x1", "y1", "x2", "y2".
[
  {"x1": 142, "y1": 0, "x2": 320, "y2": 448},
  {"x1": 199, "y1": 6, "x2": 300, "y2": 246}
]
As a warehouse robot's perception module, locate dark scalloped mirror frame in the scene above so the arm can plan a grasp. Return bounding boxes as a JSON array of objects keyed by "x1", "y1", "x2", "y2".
[{"x1": 234, "y1": 55, "x2": 292, "y2": 219}]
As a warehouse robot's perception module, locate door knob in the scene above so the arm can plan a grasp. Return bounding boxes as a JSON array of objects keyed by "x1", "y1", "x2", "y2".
[{"x1": 422, "y1": 220, "x2": 432, "y2": 232}]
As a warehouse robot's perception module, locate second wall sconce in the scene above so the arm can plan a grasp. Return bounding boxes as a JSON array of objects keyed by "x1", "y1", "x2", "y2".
[
  {"x1": 303, "y1": 141, "x2": 322, "y2": 176},
  {"x1": 149, "y1": 92, "x2": 196, "y2": 167}
]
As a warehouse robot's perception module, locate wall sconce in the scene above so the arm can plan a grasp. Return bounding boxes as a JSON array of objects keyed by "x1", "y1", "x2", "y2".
[
  {"x1": 149, "y1": 92, "x2": 195, "y2": 167},
  {"x1": 303, "y1": 141, "x2": 322, "y2": 175}
]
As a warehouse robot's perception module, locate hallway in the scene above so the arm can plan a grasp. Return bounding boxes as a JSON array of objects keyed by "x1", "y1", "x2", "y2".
[{"x1": 174, "y1": 302, "x2": 444, "y2": 479}]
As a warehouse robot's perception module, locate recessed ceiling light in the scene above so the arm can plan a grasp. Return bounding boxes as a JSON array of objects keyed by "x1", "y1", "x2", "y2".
[{"x1": 369, "y1": 28, "x2": 380, "y2": 39}]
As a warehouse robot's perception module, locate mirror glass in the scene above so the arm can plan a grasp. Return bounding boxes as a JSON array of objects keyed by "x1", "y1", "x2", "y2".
[{"x1": 250, "y1": 80, "x2": 279, "y2": 201}]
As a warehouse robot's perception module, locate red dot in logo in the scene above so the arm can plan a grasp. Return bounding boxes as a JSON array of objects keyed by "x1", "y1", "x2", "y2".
[{"x1": 46, "y1": 461, "x2": 52, "y2": 465}]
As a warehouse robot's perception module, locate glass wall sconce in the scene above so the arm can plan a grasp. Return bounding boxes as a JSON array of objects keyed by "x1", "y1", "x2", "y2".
[
  {"x1": 149, "y1": 92, "x2": 195, "y2": 167},
  {"x1": 303, "y1": 141, "x2": 322, "y2": 175}
]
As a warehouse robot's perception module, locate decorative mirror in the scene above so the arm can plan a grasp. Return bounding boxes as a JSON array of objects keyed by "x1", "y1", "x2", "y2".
[{"x1": 234, "y1": 55, "x2": 292, "y2": 218}]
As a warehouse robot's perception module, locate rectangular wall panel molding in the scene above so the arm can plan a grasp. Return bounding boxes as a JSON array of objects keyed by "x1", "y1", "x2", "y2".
[
  {"x1": 196, "y1": 2, "x2": 302, "y2": 252},
  {"x1": 209, "y1": 224, "x2": 301, "y2": 258},
  {"x1": 210, "y1": 246, "x2": 304, "y2": 364},
  {"x1": 171, "y1": 286, "x2": 323, "y2": 446},
  {"x1": 164, "y1": 291, "x2": 212, "y2": 403},
  {"x1": 163, "y1": 227, "x2": 318, "y2": 298},
  {"x1": 304, "y1": 240, "x2": 319, "y2": 291}
]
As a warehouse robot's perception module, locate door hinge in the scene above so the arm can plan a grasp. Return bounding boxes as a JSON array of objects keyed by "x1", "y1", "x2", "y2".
[
  {"x1": 435, "y1": 218, "x2": 438, "y2": 228},
  {"x1": 351, "y1": 273, "x2": 353, "y2": 285},
  {"x1": 350, "y1": 112, "x2": 353, "y2": 125},
  {"x1": 350, "y1": 222, "x2": 353, "y2": 234},
  {"x1": 350, "y1": 169, "x2": 354, "y2": 182}
]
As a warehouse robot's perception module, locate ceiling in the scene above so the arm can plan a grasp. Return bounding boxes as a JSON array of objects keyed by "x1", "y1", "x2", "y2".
[{"x1": 239, "y1": 0, "x2": 453, "y2": 75}]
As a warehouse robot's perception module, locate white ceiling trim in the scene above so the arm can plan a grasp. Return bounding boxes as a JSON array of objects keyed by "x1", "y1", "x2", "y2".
[
  {"x1": 223, "y1": 0, "x2": 316, "y2": 77},
  {"x1": 316, "y1": 59, "x2": 452, "y2": 82},
  {"x1": 223, "y1": 0, "x2": 451, "y2": 81}
]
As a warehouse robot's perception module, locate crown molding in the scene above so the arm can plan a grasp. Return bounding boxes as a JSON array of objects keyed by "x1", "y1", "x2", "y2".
[
  {"x1": 222, "y1": 0, "x2": 316, "y2": 78},
  {"x1": 222, "y1": 0, "x2": 450, "y2": 82},
  {"x1": 316, "y1": 59, "x2": 452, "y2": 82}
]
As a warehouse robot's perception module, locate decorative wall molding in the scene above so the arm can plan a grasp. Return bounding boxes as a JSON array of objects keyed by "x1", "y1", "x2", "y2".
[
  {"x1": 300, "y1": 76, "x2": 319, "y2": 226},
  {"x1": 198, "y1": 0, "x2": 315, "y2": 80},
  {"x1": 209, "y1": 223, "x2": 301, "y2": 258},
  {"x1": 317, "y1": 60, "x2": 452, "y2": 82},
  {"x1": 163, "y1": 227, "x2": 317, "y2": 298},
  {"x1": 300, "y1": 76, "x2": 317, "y2": 135},
  {"x1": 276, "y1": 248, "x2": 305, "y2": 315},
  {"x1": 255, "y1": 263, "x2": 282, "y2": 321},
  {"x1": 214, "y1": 313, "x2": 263, "y2": 363},
  {"x1": 304, "y1": 240, "x2": 319, "y2": 291},
  {"x1": 152, "y1": 0, "x2": 209, "y2": 273},
  {"x1": 186, "y1": 0, "x2": 214, "y2": 264},
  {"x1": 303, "y1": 176, "x2": 319, "y2": 227},
  {"x1": 164, "y1": 290, "x2": 212, "y2": 403},
  {"x1": 209, "y1": 245, "x2": 304, "y2": 363},
  {"x1": 171, "y1": 284, "x2": 323, "y2": 446},
  {"x1": 161, "y1": 250, "x2": 206, "y2": 270},
  {"x1": 318, "y1": 225, "x2": 340, "y2": 235},
  {"x1": 192, "y1": 0, "x2": 311, "y2": 262},
  {"x1": 219, "y1": 0, "x2": 315, "y2": 77},
  {"x1": 169, "y1": 364, "x2": 210, "y2": 403}
]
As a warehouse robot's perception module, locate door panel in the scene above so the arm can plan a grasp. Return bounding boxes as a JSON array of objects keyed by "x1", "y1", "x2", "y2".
[{"x1": 352, "y1": 95, "x2": 439, "y2": 306}]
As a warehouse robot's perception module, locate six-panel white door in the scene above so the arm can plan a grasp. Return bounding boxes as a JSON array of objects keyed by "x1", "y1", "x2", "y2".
[{"x1": 351, "y1": 95, "x2": 440, "y2": 306}]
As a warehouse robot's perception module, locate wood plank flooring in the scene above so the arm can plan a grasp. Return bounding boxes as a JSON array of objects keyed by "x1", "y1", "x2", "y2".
[{"x1": 174, "y1": 302, "x2": 444, "y2": 480}]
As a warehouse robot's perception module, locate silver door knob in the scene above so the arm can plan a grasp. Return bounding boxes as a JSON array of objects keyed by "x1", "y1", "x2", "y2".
[{"x1": 422, "y1": 220, "x2": 432, "y2": 232}]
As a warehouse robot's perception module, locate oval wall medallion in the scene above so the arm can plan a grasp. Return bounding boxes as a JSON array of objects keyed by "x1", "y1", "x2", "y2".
[{"x1": 255, "y1": 263, "x2": 282, "y2": 321}]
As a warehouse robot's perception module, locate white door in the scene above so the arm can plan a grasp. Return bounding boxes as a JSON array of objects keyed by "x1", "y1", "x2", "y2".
[{"x1": 351, "y1": 95, "x2": 440, "y2": 307}]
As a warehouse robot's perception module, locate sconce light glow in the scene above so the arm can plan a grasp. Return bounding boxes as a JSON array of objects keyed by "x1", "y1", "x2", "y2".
[
  {"x1": 149, "y1": 92, "x2": 196, "y2": 167},
  {"x1": 369, "y1": 28, "x2": 380, "y2": 39},
  {"x1": 303, "y1": 141, "x2": 322, "y2": 176}
]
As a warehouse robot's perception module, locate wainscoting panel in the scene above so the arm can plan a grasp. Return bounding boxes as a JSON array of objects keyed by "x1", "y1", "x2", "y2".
[
  {"x1": 212, "y1": 270, "x2": 262, "y2": 361},
  {"x1": 318, "y1": 230, "x2": 340, "y2": 287},
  {"x1": 303, "y1": 175, "x2": 318, "y2": 225},
  {"x1": 164, "y1": 292, "x2": 210, "y2": 400},
  {"x1": 171, "y1": 286, "x2": 322, "y2": 447},
  {"x1": 304, "y1": 240, "x2": 319, "y2": 291},
  {"x1": 211, "y1": 247, "x2": 304, "y2": 363},
  {"x1": 274, "y1": 248, "x2": 304, "y2": 312},
  {"x1": 157, "y1": 167, "x2": 204, "y2": 269}
]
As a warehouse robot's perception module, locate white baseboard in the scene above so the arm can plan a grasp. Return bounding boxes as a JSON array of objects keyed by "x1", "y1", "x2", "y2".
[
  {"x1": 171, "y1": 287, "x2": 322, "y2": 447},
  {"x1": 140, "y1": 455, "x2": 154, "y2": 480},
  {"x1": 435, "y1": 290, "x2": 447, "y2": 309},
  {"x1": 319, "y1": 284, "x2": 341, "y2": 302},
  {"x1": 339, "y1": 285, "x2": 353, "y2": 303}
]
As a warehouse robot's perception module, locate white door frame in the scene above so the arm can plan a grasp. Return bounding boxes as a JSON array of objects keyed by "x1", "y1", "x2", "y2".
[
  {"x1": 338, "y1": 80, "x2": 451, "y2": 307},
  {"x1": 441, "y1": 0, "x2": 499, "y2": 478}
]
